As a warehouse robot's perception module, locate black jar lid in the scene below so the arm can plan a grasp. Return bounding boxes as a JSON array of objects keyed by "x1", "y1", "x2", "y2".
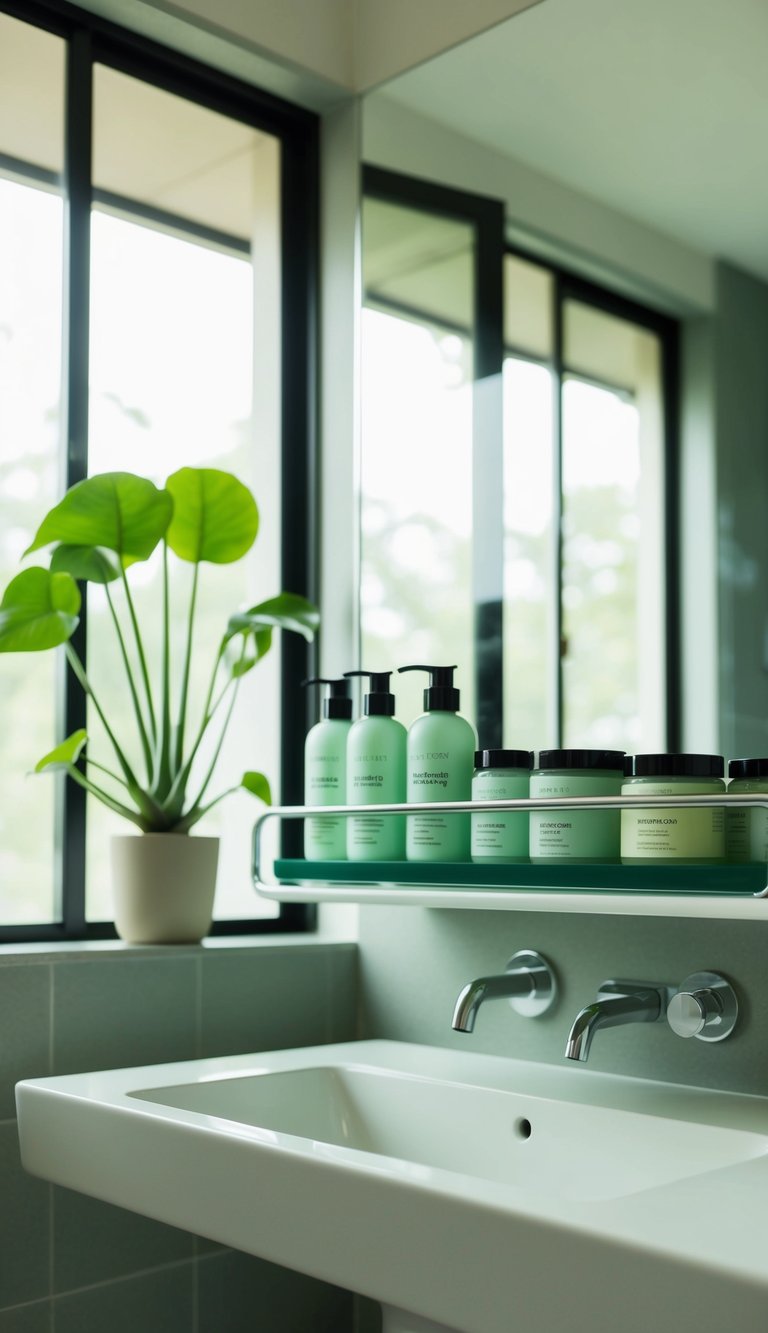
[
  {"x1": 633, "y1": 753, "x2": 724, "y2": 778},
  {"x1": 474, "y1": 748, "x2": 533, "y2": 770},
  {"x1": 537, "y1": 749, "x2": 625, "y2": 772},
  {"x1": 728, "y1": 757, "x2": 768, "y2": 780}
]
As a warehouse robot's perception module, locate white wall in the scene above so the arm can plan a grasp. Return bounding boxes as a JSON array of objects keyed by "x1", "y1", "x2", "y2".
[
  {"x1": 355, "y1": 0, "x2": 542, "y2": 91},
  {"x1": 68, "y1": 0, "x2": 543, "y2": 106},
  {"x1": 363, "y1": 93, "x2": 715, "y2": 316}
]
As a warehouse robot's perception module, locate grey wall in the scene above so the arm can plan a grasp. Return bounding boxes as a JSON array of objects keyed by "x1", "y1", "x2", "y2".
[
  {"x1": 714, "y1": 261, "x2": 768, "y2": 758},
  {"x1": 358, "y1": 906, "x2": 768, "y2": 1095},
  {"x1": 1, "y1": 939, "x2": 358, "y2": 1333}
]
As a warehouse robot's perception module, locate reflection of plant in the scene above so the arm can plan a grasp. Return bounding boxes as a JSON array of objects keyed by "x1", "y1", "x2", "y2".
[{"x1": 0, "y1": 469, "x2": 318, "y2": 832}]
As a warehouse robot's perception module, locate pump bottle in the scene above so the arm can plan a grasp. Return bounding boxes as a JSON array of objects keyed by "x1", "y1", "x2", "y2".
[
  {"x1": 397, "y1": 664, "x2": 476, "y2": 862},
  {"x1": 343, "y1": 670, "x2": 407, "y2": 861},
  {"x1": 302, "y1": 678, "x2": 352, "y2": 860}
]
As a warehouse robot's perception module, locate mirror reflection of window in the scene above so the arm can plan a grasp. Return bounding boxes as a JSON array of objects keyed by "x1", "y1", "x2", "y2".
[
  {"x1": 561, "y1": 302, "x2": 665, "y2": 751},
  {"x1": 361, "y1": 196, "x2": 476, "y2": 728},
  {"x1": 503, "y1": 257, "x2": 668, "y2": 752},
  {"x1": 361, "y1": 195, "x2": 673, "y2": 753},
  {"x1": 503, "y1": 255, "x2": 556, "y2": 747}
]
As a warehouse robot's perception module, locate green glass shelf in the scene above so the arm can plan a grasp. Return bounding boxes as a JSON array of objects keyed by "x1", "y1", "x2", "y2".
[{"x1": 273, "y1": 859, "x2": 766, "y2": 896}]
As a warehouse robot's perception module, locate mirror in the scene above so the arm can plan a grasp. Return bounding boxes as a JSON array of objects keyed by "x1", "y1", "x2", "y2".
[{"x1": 358, "y1": 0, "x2": 768, "y2": 761}]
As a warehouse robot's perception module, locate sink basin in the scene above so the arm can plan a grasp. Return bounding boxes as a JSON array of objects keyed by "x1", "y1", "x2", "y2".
[
  {"x1": 16, "y1": 1040, "x2": 768, "y2": 1333},
  {"x1": 130, "y1": 1061, "x2": 765, "y2": 1203}
]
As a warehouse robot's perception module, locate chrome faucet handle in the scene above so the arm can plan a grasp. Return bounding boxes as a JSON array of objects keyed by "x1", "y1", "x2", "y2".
[
  {"x1": 452, "y1": 950, "x2": 557, "y2": 1032},
  {"x1": 667, "y1": 972, "x2": 738, "y2": 1042}
]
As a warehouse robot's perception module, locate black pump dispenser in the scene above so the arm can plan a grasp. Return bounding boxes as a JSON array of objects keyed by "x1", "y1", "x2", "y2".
[
  {"x1": 343, "y1": 670, "x2": 396, "y2": 716},
  {"x1": 398, "y1": 664, "x2": 460, "y2": 712},
  {"x1": 301, "y1": 677, "x2": 352, "y2": 720}
]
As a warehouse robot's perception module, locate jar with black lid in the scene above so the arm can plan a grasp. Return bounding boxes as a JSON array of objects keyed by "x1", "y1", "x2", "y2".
[
  {"x1": 621, "y1": 753, "x2": 725, "y2": 863},
  {"x1": 530, "y1": 749, "x2": 625, "y2": 863},
  {"x1": 471, "y1": 749, "x2": 533, "y2": 863}
]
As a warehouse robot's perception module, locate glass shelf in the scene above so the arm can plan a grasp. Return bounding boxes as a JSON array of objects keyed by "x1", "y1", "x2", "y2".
[{"x1": 252, "y1": 795, "x2": 768, "y2": 919}]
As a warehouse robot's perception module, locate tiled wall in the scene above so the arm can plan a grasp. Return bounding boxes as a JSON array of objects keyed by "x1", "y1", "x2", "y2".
[
  {"x1": 358, "y1": 905, "x2": 768, "y2": 1096},
  {"x1": 0, "y1": 938, "x2": 359, "y2": 1333}
]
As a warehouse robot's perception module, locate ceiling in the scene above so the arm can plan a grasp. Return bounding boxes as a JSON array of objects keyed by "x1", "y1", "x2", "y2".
[
  {"x1": 0, "y1": 10, "x2": 275, "y2": 243},
  {"x1": 381, "y1": 0, "x2": 768, "y2": 282}
]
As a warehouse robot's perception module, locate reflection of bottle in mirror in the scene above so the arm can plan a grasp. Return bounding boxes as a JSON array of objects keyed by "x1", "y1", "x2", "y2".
[
  {"x1": 726, "y1": 758, "x2": 768, "y2": 862},
  {"x1": 302, "y1": 678, "x2": 352, "y2": 860},
  {"x1": 398, "y1": 665, "x2": 476, "y2": 862},
  {"x1": 344, "y1": 670, "x2": 406, "y2": 861}
]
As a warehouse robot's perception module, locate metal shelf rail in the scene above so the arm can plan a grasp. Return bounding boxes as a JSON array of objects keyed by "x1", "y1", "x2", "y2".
[{"x1": 251, "y1": 794, "x2": 768, "y2": 917}]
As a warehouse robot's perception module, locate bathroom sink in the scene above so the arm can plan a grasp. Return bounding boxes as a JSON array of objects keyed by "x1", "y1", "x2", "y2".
[
  {"x1": 129, "y1": 1060, "x2": 764, "y2": 1204},
  {"x1": 16, "y1": 1041, "x2": 768, "y2": 1333}
]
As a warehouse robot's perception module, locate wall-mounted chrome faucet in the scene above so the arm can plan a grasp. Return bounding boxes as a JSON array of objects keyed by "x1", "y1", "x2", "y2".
[
  {"x1": 452, "y1": 950, "x2": 557, "y2": 1032},
  {"x1": 666, "y1": 972, "x2": 739, "y2": 1042},
  {"x1": 564, "y1": 980, "x2": 673, "y2": 1063},
  {"x1": 565, "y1": 972, "x2": 739, "y2": 1062}
]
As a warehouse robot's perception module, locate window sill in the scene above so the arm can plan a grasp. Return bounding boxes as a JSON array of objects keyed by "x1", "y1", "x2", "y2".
[{"x1": 0, "y1": 934, "x2": 354, "y2": 966}]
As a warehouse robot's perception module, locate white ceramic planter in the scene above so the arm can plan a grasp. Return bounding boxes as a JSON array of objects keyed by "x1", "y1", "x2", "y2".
[{"x1": 110, "y1": 833, "x2": 219, "y2": 945}]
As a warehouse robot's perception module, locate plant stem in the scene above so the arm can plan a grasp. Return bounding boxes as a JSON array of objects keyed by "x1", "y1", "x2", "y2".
[
  {"x1": 160, "y1": 640, "x2": 227, "y2": 814},
  {"x1": 104, "y1": 582, "x2": 153, "y2": 781},
  {"x1": 186, "y1": 655, "x2": 244, "y2": 813},
  {"x1": 174, "y1": 561, "x2": 199, "y2": 771},
  {"x1": 174, "y1": 785, "x2": 237, "y2": 833},
  {"x1": 154, "y1": 540, "x2": 173, "y2": 799},
  {"x1": 66, "y1": 765, "x2": 147, "y2": 828},
  {"x1": 64, "y1": 642, "x2": 139, "y2": 789},
  {"x1": 85, "y1": 758, "x2": 131, "y2": 789},
  {"x1": 120, "y1": 563, "x2": 157, "y2": 741}
]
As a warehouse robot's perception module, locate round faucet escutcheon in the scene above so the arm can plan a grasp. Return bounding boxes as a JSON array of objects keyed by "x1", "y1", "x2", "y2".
[{"x1": 666, "y1": 972, "x2": 738, "y2": 1042}]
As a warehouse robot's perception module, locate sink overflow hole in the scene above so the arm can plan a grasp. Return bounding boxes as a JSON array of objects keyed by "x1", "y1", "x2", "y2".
[{"x1": 513, "y1": 1117, "x2": 532, "y2": 1141}]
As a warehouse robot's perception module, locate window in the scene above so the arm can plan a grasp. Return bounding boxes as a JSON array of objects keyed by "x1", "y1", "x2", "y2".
[
  {"x1": 360, "y1": 168, "x2": 678, "y2": 755},
  {"x1": 0, "y1": 3, "x2": 317, "y2": 940}
]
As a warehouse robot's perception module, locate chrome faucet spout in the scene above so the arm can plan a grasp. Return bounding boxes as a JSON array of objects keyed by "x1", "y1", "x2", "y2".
[
  {"x1": 452, "y1": 973, "x2": 532, "y2": 1033},
  {"x1": 451, "y1": 951, "x2": 557, "y2": 1031},
  {"x1": 565, "y1": 982, "x2": 668, "y2": 1063}
]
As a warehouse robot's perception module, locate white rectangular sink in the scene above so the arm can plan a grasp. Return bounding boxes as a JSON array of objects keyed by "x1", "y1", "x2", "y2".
[
  {"x1": 129, "y1": 1062, "x2": 765, "y2": 1203},
  {"x1": 16, "y1": 1041, "x2": 768, "y2": 1333}
]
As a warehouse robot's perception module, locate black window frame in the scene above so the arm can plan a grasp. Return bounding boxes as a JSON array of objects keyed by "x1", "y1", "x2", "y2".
[
  {"x1": 0, "y1": 0, "x2": 318, "y2": 942},
  {"x1": 361, "y1": 164, "x2": 680, "y2": 755}
]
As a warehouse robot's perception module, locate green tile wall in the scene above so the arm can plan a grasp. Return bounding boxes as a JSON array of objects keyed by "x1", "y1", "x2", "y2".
[
  {"x1": 358, "y1": 905, "x2": 768, "y2": 1095},
  {"x1": 0, "y1": 1303, "x2": 51, "y2": 1333},
  {"x1": 1, "y1": 941, "x2": 358, "y2": 1333}
]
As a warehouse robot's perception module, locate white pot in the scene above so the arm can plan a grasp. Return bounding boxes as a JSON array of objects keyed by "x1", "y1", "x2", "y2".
[{"x1": 110, "y1": 833, "x2": 220, "y2": 945}]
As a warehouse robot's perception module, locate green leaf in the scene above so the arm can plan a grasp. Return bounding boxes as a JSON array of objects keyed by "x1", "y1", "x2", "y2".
[
  {"x1": 50, "y1": 544, "x2": 120, "y2": 584},
  {"x1": 225, "y1": 593, "x2": 319, "y2": 645},
  {"x1": 241, "y1": 771, "x2": 272, "y2": 804},
  {"x1": 25, "y1": 472, "x2": 172, "y2": 565},
  {"x1": 165, "y1": 468, "x2": 259, "y2": 564},
  {"x1": 35, "y1": 729, "x2": 88, "y2": 773},
  {"x1": 0, "y1": 568, "x2": 81, "y2": 652},
  {"x1": 225, "y1": 627, "x2": 273, "y2": 680}
]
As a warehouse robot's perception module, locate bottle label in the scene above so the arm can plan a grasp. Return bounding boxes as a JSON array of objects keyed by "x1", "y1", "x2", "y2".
[
  {"x1": 621, "y1": 781, "x2": 724, "y2": 859},
  {"x1": 471, "y1": 773, "x2": 529, "y2": 859},
  {"x1": 530, "y1": 773, "x2": 621, "y2": 860},
  {"x1": 725, "y1": 782, "x2": 768, "y2": 862}
]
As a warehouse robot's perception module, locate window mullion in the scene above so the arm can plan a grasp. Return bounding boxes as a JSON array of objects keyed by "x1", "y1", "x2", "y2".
[
  {"x1": 472, "y1": 200, "x2": 505, "y2": 751},
  {"x1": 56, "y1": 26, "x2": 93, "y2": 935}
]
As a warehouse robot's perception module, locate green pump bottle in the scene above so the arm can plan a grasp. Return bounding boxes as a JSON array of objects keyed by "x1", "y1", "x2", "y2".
[
  {"x1": 302, "y1": 678, "x2": 352, "y2": 860},
  {"x1": 343, "y1": 670, "x2": 407, "y2": 861},
  {"x1": 397, "y1": 664, "x2": 476, "y2": 862}
]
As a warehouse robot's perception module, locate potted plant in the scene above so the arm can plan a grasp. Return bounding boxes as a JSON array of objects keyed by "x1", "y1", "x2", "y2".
[{"x1": 0, "y1": 468, "x2": 318, "y2": 944}]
